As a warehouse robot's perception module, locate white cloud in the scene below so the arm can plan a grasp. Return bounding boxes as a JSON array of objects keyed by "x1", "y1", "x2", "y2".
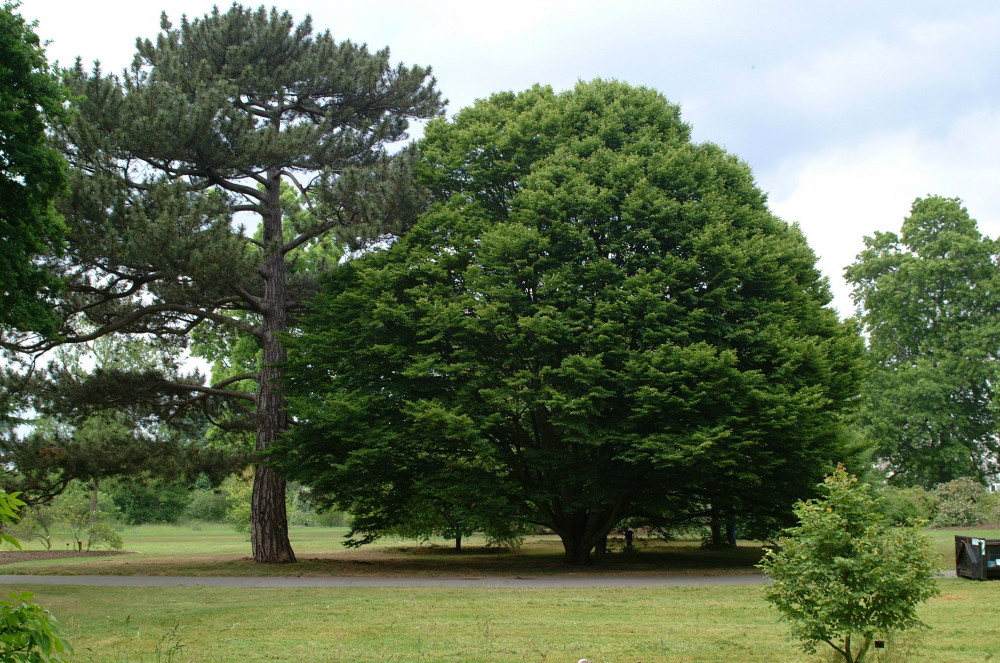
[{"x1": 769, "y1": 108, "x2": 1000, "y2": 318}]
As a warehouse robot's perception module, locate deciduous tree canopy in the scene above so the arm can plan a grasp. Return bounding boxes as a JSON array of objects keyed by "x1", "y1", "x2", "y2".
[
  {"x1": 0, "y1": 2, "x2": 66, "y2": 333},
  {"x1": 282, "y1": 80, "x2": 864, "y2": 564},
  {"x1": 846, "y1": 196, "x2": 1000, "y2": 486}
]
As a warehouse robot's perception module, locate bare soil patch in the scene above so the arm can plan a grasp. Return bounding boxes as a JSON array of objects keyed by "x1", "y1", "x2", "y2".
[{"x1": 0, "y1": 549, "x2": 134, "y2": 565}]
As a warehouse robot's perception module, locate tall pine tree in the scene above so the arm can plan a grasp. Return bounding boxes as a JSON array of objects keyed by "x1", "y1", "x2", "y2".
[{"x1": 1, "y1": 5, "x2": 442, "y2": 563}]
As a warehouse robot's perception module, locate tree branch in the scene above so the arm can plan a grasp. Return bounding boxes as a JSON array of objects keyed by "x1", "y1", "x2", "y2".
[
  {"x1": 165, "y1": 380, "x2": 257, "y2": 402},
  {"x1": 230, "y1": 284, "x2": 264, "y2": 313},
  {"x1": 283, "y1": 221, "x2": 338, "y2": 255}
]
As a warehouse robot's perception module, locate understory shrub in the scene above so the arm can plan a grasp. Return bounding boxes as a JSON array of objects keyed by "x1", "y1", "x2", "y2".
[
  {"x1": 182, "y1": 488, "x2": 228, "y2": 522},
  {"x1": 878, "y1": 485, "x2": 934, "y2": 525},
  {"x1": 931, "y1": 477, "x2": 991, "y2": 527},
  {"x1": 107, "y1": 477, "x2": 191, "y2": 525}
]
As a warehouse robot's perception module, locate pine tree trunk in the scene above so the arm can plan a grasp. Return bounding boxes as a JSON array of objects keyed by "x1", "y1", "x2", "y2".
[
  {"x1": 251, "y1": 462, "x2": 293, "y2": 562},
  {"x1": 251, "y1": 169, "x2": 296, "y2": 564}
]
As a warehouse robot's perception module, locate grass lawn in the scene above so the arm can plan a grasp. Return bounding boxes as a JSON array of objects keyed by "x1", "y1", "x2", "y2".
[
  {"x1": 1, "y1": 579, "x2": 993, "y2": 663},
  {"x1": 4, "y1": 525, "x2": 999, "y2": 661}
]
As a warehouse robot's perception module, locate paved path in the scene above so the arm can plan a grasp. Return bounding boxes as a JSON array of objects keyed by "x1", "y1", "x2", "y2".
[
  {"x1": 0, "y1": 573, "x2": 775, "y2": 588},
  {"x1": 0, "y1": 570, "x2": 958, "y2": 589}
]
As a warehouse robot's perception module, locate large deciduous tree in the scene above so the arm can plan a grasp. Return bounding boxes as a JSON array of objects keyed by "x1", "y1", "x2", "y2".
[
  {"x1": 846, "y1": 196, "x2": 1000, "y2": 486},
  {"x1": 0, "y1": 5, "x2": 442, "y2": 563},
  {"x1": 0, "y1": 1, "x2": 66, "y2": 334},
  {"x1": 282, "y1": 80, "x2": 864, "y2": 564}
]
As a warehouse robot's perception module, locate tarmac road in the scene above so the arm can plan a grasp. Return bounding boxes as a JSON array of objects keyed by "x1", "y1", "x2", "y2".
[
  {"x1": 0, "y1": 573, "x2": 777, "y2": 588},
  {"x1": 0, "y1": 570, "x2": 958, "y2": 589}
]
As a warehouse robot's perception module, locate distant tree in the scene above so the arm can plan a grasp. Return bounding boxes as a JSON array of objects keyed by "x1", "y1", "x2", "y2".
[
  {"x1": 0, "y1": 2, "x2": 67, "y2": 334},
  {"x1": 1, "y1": 5, "x2": 443, "y2": 563},
  {"x1": 48, "y1": 480, "x2": 123, "y2": 551},
  {"x1": 282, "y1": 80, "x2": 865, "y2": 564},
  {"x1": 106, "y1": 476, "x2": 193, "y2": 525},
  {"x1": 760, "y1": 467, "x2": 938, "y2": 663},
  {"x1": 846, "y1": 196, "x2": 1000, "y2": 485}
]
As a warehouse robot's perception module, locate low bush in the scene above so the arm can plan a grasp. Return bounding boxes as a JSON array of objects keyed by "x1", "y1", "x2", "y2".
[
  {"x1": 760, "y1": 467, "x2": 938, "y2": 663},
  {"x1": 183, "y1": 488, "x2": 228, "y2": 522},
  {"x1": 879, "y1": 485, "x2": 934, "y2": 525},
  {"x1": 931, "y1": 477, "x2": 989, "y2": 527}
]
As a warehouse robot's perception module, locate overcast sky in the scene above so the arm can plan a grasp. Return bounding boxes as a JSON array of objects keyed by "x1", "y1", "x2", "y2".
[{"x1": 23, "y1": 0, "x2": 1000, "y2": 318}]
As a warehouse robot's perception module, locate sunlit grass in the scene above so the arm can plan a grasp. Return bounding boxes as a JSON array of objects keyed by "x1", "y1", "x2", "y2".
[{"x1": 2, "y1": 578, "x2": 993, "y2": 663}]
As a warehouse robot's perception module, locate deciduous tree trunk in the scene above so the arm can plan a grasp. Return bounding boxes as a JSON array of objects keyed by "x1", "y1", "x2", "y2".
[{"x1": 554, "y1": 510, "x2": 618, "y2": 565}]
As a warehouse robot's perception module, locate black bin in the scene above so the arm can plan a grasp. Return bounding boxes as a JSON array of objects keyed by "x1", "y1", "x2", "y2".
[{"x1": 955, "y1": 536, "x2": 1000, "y2": 580}]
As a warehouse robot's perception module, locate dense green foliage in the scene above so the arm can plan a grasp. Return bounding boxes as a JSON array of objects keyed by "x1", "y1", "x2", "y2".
[
  {"x1": 0, "y1": 2, "x2": 66, "y2": 333},
  {"x1": 846, "y1": 196, "x2": 1000, "y2": 485},
  {"x1": 0, "y1": 491, "x2": 72, "y2": 662},
  {"x1": 876, "y1": 484, "x2": 935, "y2": 526},
  {"x1": 760, "y1": 468, "x2": 938, "y2": 663},
  {"x1": 283, "y1": 80, "x2": 865, "y2": 564},
  {"x1": 107, "y1": 477, "x2": 192, "y2": 525}
]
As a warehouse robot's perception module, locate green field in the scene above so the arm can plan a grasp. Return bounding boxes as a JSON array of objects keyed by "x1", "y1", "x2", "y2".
[
  {"x1": 4, "y1": 525, "x2": 998, "y2": 661},
  {"x1": 0, "y1": 580, "x2": 993, "y2": 663}
]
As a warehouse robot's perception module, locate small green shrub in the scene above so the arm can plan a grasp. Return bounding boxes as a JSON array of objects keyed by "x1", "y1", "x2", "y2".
[
  {"x1": 759, "y1": 467, "x2": 938, "y2": 663},
  {"x1": 0, "y1": 491, "x2": 72, "y2": 662},
  {"x1": 878, "y1": 485, "x2": 934, "y2": 525},
  {"x1": 182, "y1": 489, "x2": 228, "y2": 522},
  {"x1": 931, "y1": 477, "x2": 988, "y2": 527},
  {"x1": 86, "y1": 521, "x2": 124, "y2": 550},
  {"x1": 311, "y1": 508, "x2": 350, "y2": 528},
  {"x1": 981, "y1": 491, "x2": 1000, "y2": 525},
  {"x1": 223, "y1": 469, "x2": 252, "y2": 533}
]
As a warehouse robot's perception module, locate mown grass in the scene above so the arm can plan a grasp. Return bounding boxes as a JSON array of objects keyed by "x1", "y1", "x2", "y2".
[
  {"x1": 2, "y1": 579, "x2": 995, "y2": 662},
  {"x1": 5, "y1": 525, "x2": 999, "y2": 661}
]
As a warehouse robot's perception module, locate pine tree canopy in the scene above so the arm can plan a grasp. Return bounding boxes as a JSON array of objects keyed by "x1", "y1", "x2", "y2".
[
  {"x1": 0, "y1": 3, "x2": 443, "y2": 564},
  {"x1": 281, "y1": 80, "x2": 865, "y2": 565}
]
